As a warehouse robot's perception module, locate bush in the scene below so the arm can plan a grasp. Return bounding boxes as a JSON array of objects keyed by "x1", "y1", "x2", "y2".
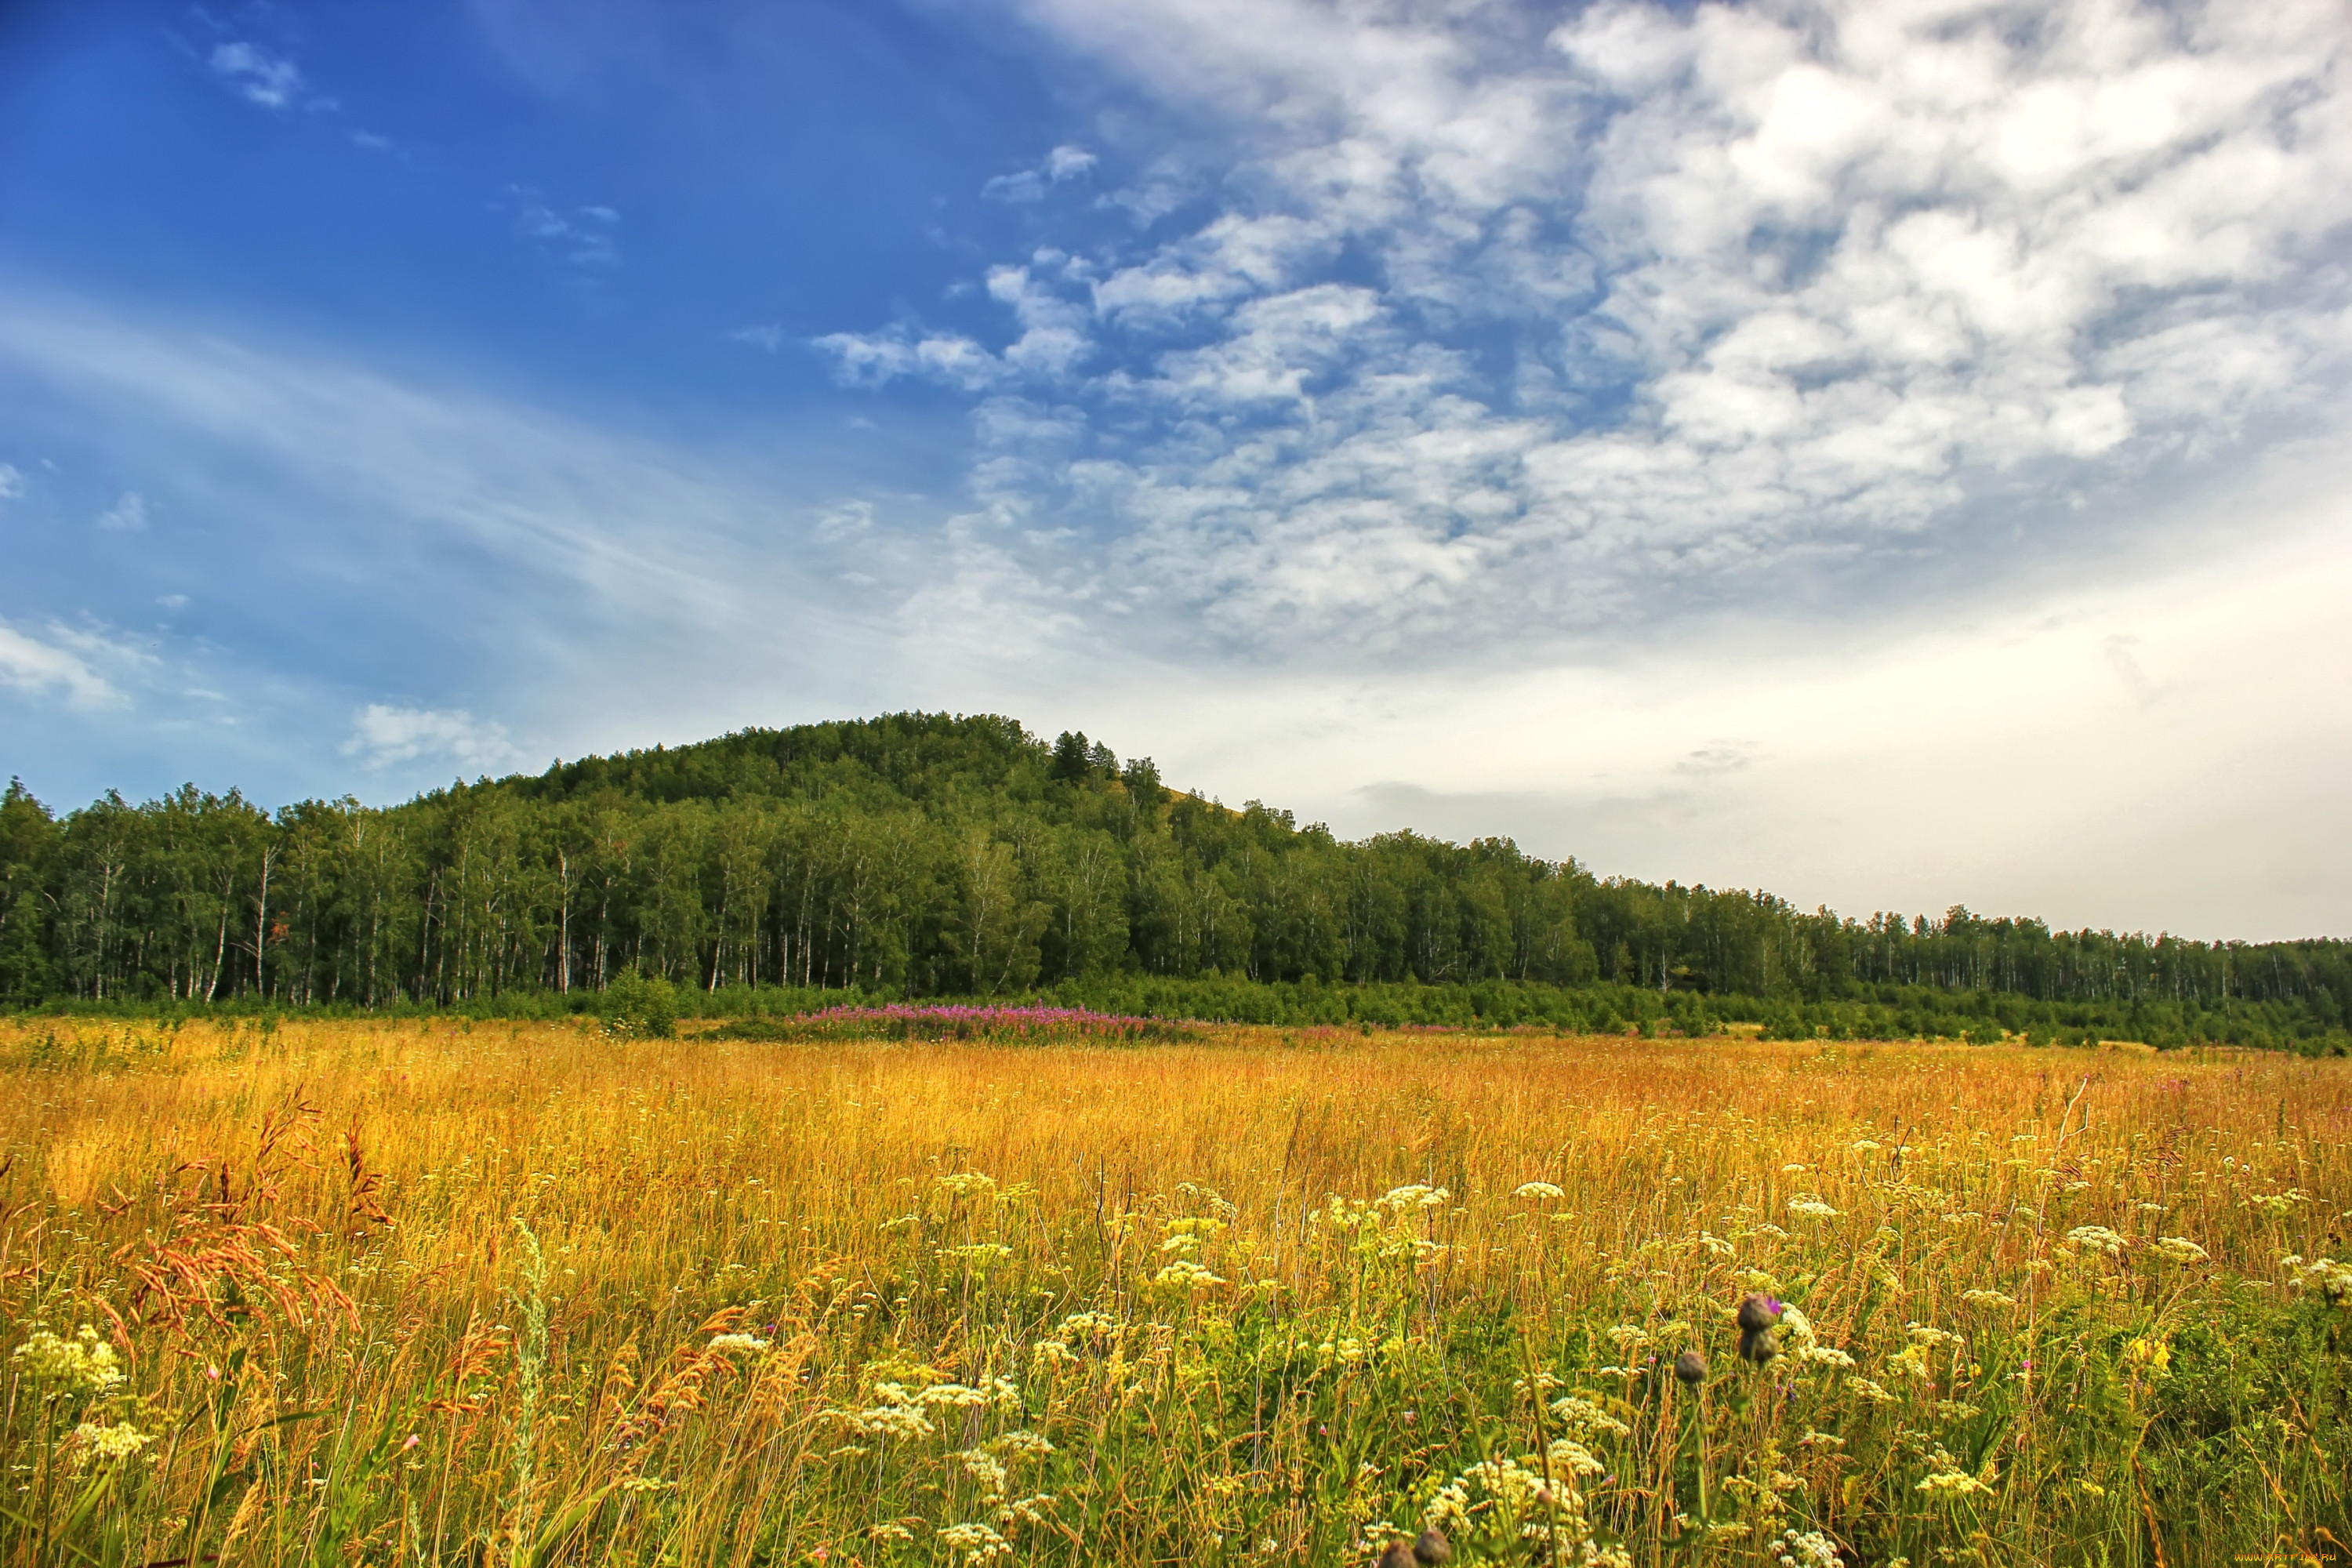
[{"x1": 601, "y1": 967, "x2": 677, "y2": 1039}]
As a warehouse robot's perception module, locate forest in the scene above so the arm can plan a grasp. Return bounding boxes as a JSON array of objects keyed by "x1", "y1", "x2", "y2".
[{"x1": 2, "y1": 711, "x2": 2346, "y2": 1051}]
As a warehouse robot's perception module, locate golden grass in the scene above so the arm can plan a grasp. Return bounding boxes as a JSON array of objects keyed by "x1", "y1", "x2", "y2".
[{"x1": 2, "y1": 1017, "x2": 2347, "y2": 1566}]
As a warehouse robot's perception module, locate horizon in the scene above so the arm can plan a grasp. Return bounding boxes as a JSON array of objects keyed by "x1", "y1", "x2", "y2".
[
  {"x1": 4, "y1": 0, "x2": 2350, "y2": 942},
  {"x1": 5, "y1": 707, "x2": 2340, "y2": 952}
]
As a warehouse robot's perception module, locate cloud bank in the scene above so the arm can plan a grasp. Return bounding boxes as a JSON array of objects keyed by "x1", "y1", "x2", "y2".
[{"x1": 816, "y1": 0, "x2": 2351, "y2": 659}]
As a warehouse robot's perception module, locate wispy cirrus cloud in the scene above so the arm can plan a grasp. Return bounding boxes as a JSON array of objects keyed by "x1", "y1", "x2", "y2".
[
  {"x1": 0, "y1": 616, "x2": 140, "y2": 710},
  {"x1": 94, "y1": 492, "x2": 147, "y2": 532},
  {"x1": 207, "y1": 40, "x2": 306, "y2": 109},
  {"x1": 983, "y1": 143, "x2": 1100, "y2": 202},
  {"x1": 510, "y1": 190, "x2": 621, "y2": 272}
]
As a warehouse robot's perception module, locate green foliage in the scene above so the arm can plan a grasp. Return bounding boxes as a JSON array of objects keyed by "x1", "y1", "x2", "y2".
[
  {"x1": 2, "y1": 714, "x2": 2348, "y2": 1054},
  {"x1": 600, "y1": 966, "x2": 677, "y2": 1038}
]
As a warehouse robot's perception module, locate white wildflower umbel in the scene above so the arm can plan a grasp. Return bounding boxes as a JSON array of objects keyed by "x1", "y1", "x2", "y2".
[
  {"x1": 12, "y1": 1326, "x2": 125, "y2": 1397},
  {"x1": 70, "y1": 1420, "x2": 152, "y2": 1463},
  {"x1": 1513, "y1": 1181, "x2": 1566, "y2": 1201},
  {"x1": 2065, "y1": 1225, "x2": 2128, "y2": 1258},
  {"x1": 706, "y1": 1332, "x2": 771, "y2": 1355},
  {"x1": 938, "y1": 1520, "x2": 1013, "y2": 1563},
  {"x1": 1152, "y1": 1258, "x2": 1227, "y2": 1293},
  {"x1": 1777, "y1": 1528, "x2": 1842, "y2": 1568}
]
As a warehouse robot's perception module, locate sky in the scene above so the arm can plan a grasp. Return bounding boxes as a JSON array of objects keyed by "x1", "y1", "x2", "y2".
[{"x1": 2, "y1": 0, "x2": 2348, "y2": 941}]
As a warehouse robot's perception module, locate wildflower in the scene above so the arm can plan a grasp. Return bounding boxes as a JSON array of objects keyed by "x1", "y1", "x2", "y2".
[
  {"x1": 2065, "y1": 1225, "x2": 2127, "y2": 1257},
  {"x1": 953, "y1": 1446, "x2": 1011, "y2": 1496},
  {"x1": 938, "y1": 1521, "x2": 1012, "y2": 1563},
  {"x1": 1961, "y1": 1289, "x2": 2016, "y2": 1308},
  {"x1": 1550, "y1": 1393, "x2": 1633, "y2": 1439},
  {"x1": 2122, "y1": 1338, "x2": 2171, "y2": 1377},
  {"x1": 12, "y1": 1326, "x2": 125, "y2": 1396},
  {"x1": 988, "y1": 1429, "x2": 1055, "y2": 1460},
  {"x1": 840, "y1": 1403, "x2": 936, "y2": 1440},
  {"x1": 707, "y1": 1332, "x2": 771, "y2": 1354},
  {"x1": 935, "y1": 1172, "x2": 998, "y2": 1200},
  {"x1": 2285, "y1": 1256, "x2": 2352, "y2": 1301},
  {"x1": 1513, "y1": 1181, "x2": 1566, "y2": 1200},
  {"x1": 1777, "y1": 1528, "x2": 1842, "y2": 1568},
  {"x1": 1545, "y1": 1437, "x2": 1605, "y2": 1476},
  {"x1": 1152, "y1": 1258, "x2": 1226, "y2": 1292},
  {"x1": 1917, "y1": 1468, "x2": 1991, "y2": 1497},
  {"x1": 70, "y1": 1421, "x2": 150, "y2": 1462},
  {"x1": 1737, "y1": 1293, "x2": 1783, "y2": 1365},
  {"x1": 1788, "y1": 1196, "x2": 1839, "y2": 1221},
  {"x1": 2153, "y1": 1236, "x2": 2208, "y2": 1265},
  {"x1": 1674, "y1": 1349, "x2": 1708, "y2": 1386}
]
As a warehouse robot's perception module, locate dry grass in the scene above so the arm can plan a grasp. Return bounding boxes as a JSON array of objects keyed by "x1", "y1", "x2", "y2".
[{"x1": 2, "y1": 1016, "x2": 2348, "y2": 1566}]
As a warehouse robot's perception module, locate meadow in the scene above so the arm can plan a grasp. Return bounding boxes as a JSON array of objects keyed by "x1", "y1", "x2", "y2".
[{"x1": 1, "y1": 1014, "x2": 2347, "y2": 1567}]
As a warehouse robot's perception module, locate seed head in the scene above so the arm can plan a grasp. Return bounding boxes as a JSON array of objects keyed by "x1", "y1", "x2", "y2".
[
  {"x1": 1675, "y1": 1348, "x2": 1708, "y2": 1386},
  {"x1": 1378, "y1": 1542, "x2": 1416, "y2": 1568},
  {"x1": 1736, "y1": 1293, "x2": 1784, "y2": 1334},
  {"x1": 1414, "y1": 1526, "x2": 1454, "y2": 1566}
]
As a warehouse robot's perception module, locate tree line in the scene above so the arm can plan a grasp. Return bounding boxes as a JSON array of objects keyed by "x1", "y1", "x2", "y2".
[{"x1": 2, "y1": 712, "x2": 2346, "y2": 1050}]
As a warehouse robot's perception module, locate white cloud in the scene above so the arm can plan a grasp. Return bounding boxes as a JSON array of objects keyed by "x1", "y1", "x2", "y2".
[
  {"x1": 0, "y1": 463, "x2": 21, "y2": 502},
  {"x1": 208, "y1": 42, "x2": 304, "y2": 109},
  {"x1": 1047, "y1": 143, "x2": 1098, "y2": 180},
  {"x1": 0, "y1": 619, "x2": 129, "y2": 709},
  {"x1": 731, "y1": 323, "x2": 785, "y2": 352},
  {"x1": 984, "y1": 143, "x2": 1102, "y2": 201},
  {"x1": 342, "y1": 704, "x2": 524, "y2": 773},
  {"x1": 95, "y1": 492, "x2": 147, "y2": 532},
  {"x1": 512, "y1": 191, "x2": 620, "y2": 270},
  {"x1": 828, "y1": 0, "x2": 2352, "y2": 659}
]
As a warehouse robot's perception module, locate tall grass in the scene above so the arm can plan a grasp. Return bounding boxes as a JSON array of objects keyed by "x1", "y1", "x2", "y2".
[{"x1": 2, "y1": 1017, "x2": 2346, "y2": 1565}]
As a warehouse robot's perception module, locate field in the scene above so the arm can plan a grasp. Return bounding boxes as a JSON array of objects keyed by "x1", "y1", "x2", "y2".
[{"x1": 2, "y1": 1015, "x2": 2347, "y2": 1567}]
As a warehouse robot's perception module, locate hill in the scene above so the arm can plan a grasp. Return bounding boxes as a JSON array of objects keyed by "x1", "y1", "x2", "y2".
[{"x1": 2, "y1": 712, "x2": 2346, "y2": 1050}]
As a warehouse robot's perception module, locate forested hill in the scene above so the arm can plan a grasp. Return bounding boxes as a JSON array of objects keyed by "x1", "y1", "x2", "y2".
[{"x1": 2, "y1": 711, "x2": 2347, "y2": 1051}]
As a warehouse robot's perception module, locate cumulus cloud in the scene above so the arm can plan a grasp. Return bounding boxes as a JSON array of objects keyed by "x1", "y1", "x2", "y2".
[
  {"x1": 829, "y1": 0, "x2": 2352, "y2": 659},
  {"x1": 208, "y1": 41, "x2": 305, "y2": 109},
  {"x1": 342, "y1": 704, "x2": 524, "y2": 772}
]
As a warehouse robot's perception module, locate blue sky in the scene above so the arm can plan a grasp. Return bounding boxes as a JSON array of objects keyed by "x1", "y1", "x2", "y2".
[{"x1": 4, "y1": 0, "x2": 2350, "y2": 938}]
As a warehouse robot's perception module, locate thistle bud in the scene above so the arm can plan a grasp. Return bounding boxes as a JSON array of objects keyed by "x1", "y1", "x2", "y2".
[
  {"x1": 1413, "y1": 1527, "x2": 1454, "y2": 1566},
  {"x1": 1736, "y1": 1293, "x2": 1784, "y2": 1334},
  {"x1": 1378, "y1": 1542, "x2": 1415, "y2": 1568},
  {"x1": 1674, "y1": 1348, "x2": 1707, "y2": 1385}
]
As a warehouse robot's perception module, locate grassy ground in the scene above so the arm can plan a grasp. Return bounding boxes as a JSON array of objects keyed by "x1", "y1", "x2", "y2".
[{"x1": 2, "y1": 1016, "x2": 2347, "y2": 1566}]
